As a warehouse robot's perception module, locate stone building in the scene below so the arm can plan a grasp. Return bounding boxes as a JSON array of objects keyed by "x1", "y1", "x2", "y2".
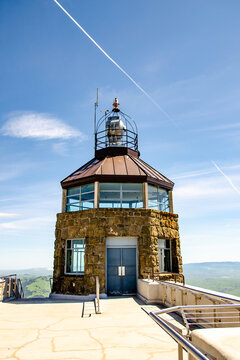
[{"x1": 52, "y1": 98, "x2": 182, "y2": 296}]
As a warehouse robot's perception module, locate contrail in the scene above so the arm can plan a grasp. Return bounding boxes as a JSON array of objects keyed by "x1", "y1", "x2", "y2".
[
  {"x1": 212, "y1": 161, "x2": 240, "y2": 195},
  {"x1": 52, "y1": 0, "x2": 175, "y2": 124}
]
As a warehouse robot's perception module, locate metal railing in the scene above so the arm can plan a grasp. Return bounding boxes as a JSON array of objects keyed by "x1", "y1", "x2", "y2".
[
  {"x1": 154, "y1": 304, "x2": 240, "y2": 337},
  {"x1": 0, "y1": 274, "x2": 24, "y2": 300},
  {"x1": 95, "y1": 276, "x2": 101, "y2": 314},
  {"x1": 17, "y1": 279, "x2": 24, "y2": 298},
  {"x1": 149, "y1": 311, "x2": 209, "y2": 360},
  {"x1": 150, "y1": 304, "x2": 240, "y2": 359},
  {"x1": 95, "y1": 128, "x2": 138, "y2": 152}
]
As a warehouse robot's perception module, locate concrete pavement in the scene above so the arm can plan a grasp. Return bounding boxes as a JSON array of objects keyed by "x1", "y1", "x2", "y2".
[{"x1": 0, "y1": 297, "x2": 184, "y2": 360}]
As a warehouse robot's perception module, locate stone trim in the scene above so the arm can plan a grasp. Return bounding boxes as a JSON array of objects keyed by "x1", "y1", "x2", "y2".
[{"x1": 61, "y1": 189, "x2": 67, "y2": 213}]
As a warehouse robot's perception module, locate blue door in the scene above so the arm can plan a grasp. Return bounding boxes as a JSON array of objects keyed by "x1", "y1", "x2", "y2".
[{"x1": 107, "y1": 248, "x2": 137, "y2": 295}]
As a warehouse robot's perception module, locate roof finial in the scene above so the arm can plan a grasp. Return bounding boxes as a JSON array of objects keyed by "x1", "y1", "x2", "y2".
[{"x1": 112, "y1": 98, "x2": 120, "y2": 112}]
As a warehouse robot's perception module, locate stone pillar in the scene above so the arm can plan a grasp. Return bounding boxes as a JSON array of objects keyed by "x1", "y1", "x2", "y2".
[
  {"x1": 169, "y1": 190, "x2": 174, "y2": 213},
  {"x1": 94, "y1": 181, "x2": 99, "y2": 208},
  {"x1": 143, "y1": 182, "x2": 148, "y2": 209},
  {"x1": 61, "y1": 189, "x2": 67, "y2": 212}
]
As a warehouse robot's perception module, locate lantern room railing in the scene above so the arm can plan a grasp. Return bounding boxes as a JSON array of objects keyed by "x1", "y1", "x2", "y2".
[
  {"x1": 95, "y1": 127, "x2": 138, "y2": 152},
  {"x1": 94, "y1": 103, "x2": 139, "y2": 153}
]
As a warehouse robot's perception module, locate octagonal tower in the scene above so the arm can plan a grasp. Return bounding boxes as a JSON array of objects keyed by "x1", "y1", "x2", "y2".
[{"x1": 53, "y1": 98, "x2": 182, "y2": 296}]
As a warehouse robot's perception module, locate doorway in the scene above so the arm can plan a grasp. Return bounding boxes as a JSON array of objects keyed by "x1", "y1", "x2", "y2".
[{"x1": 107, "y1": 247, "x2": 137, "y2": 295}]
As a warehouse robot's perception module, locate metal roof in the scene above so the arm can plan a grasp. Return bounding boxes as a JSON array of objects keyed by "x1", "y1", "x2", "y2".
[{"x1": 61, "y1": 154, "x2": 174, "y2": 190}]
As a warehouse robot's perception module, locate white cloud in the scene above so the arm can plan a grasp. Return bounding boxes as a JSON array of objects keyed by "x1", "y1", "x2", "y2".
[
  {"x1": 0, "y1": 213, "x2": 20, "y2": 218},
  {"x1": 0, "y1": 216, "x2": 53, "y2": 231},
  {"x1": 1, "y1": 112, "x2": 85, "y2": 140}
]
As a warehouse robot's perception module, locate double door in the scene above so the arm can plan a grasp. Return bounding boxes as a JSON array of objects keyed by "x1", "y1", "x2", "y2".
[{"x1": 107, "y1": 248, "x2": 137, "y2": 295}]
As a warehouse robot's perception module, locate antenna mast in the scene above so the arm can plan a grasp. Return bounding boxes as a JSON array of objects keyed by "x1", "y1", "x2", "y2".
[{"x1": 94, "y1": 88, "x2": 98, "y2": 134}]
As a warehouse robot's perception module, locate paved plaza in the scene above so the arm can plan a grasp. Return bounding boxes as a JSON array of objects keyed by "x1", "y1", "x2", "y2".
[{"x1": 0, "y1": 296, "x2": 183, "y2": 360}]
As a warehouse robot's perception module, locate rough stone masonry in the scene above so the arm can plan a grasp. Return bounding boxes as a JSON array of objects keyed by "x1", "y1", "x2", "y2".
[{"x1": 53, "y1": 208, "x2": 182, "y2": 295}]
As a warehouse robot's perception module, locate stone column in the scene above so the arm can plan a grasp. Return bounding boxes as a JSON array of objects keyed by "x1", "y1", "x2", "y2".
[
  {"x1": 94, "y1": 181, "x2": 99, "y2": 208},
  {"x1": 143, "y1": 182, "x2": 148, "y2": 209},
  {"x1": 169, "y1": 190, "x2": 174, "y2": 213},
  {"x1": 61, "y1": 189, "x2": 67, "y2": 212}
]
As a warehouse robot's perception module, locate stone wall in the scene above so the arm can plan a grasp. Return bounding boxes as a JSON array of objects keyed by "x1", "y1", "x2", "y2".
[{"x1": 53, "y1": 208, "x2": 182, "y2": 295}]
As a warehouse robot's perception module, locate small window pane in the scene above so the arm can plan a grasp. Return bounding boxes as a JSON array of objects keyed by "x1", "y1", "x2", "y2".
[
  {"x1": 67, "y1": 195, "x2": 80, "y2": 204},
  {"x1": 81, "y1": 200, "x2": 94, "y2": 209},
  {"x1": 68, "y1": 187, "x2": 80, "y2": 196},
  {"x1": 81, "y1": 192, "x2": 94, "y2": 201},
  {"x1": 81, "y1": 183, "x2": 94, "y2": 194},
  {"x1": 72, "y1": 239, "x2": 84, "y2": 248},
  {"x1": 158, "y1": 239, "x2": 166, "y2": 248},
  {"x1": 66, "y1": 204, "x2": 80, "y2": 212},
  {"x1": 166, "y1": 240, "x2": 170, "y2": 248},
  {"x1": 100, "y1": 183, "x2": 121, "y2": 191},
  {"x1": 122, "y1": 183, "x2": 142, "y2": 191},
  {"x1": 100, "y1": 192, "x2": 120, "y2": 201},
  {"x1": 122, "y1": 191, "x2": 142, "y2": 201}
]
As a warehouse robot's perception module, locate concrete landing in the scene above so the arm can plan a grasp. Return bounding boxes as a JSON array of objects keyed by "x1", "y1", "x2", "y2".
[{"x1": 0, "y1": 296, "x2": 185, "y2": 360}]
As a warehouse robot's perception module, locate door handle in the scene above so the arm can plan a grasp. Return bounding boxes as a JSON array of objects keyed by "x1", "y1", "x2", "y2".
[
  {"x1": 118, "y1": 266, "x2": 125, "y2": 276},
  {"x1": 118, "y1": 266, "x2": 122, "y2": 276}
]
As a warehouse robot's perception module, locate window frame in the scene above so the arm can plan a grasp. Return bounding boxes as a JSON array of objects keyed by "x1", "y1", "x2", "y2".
[
  {"x1": 148, "y1": 184, "x2": 170, "y2": 212},
  {"x1": 158, "y1": 238, "x2": 172, "y2": 273},
  {"x1": 99, "y1": 182, "x2": 143, "y2": 209},
  {"x1": 66, "y1": 184, "x2": 94, "y2": 212},
  {"x1": 65, "y1": 238, "x2": 85, "y2": 275}
]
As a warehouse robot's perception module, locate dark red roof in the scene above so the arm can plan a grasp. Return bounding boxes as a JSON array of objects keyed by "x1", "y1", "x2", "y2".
[{"x1": 61, "y1": 154, "x2": 174, "y2": 190}]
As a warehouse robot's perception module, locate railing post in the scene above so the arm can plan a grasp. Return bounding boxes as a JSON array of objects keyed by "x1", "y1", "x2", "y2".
[
  {"x1": 95, "y1": 276, "x2": 101, "y2": 314},
  {"x1": 13, "y1": 275, "x2": 17, "y2": 296},
  {"x1": 8, "y1": 277, "x2": 11, "y2": 298},
  {"x1": 178, "y1": 344, "x2": 183, "y2": 360}
]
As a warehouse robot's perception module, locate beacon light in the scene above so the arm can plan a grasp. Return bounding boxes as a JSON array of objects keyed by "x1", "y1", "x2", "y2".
[{"x1": 113, "y1": 98, "x2": 119, "y2": 110}]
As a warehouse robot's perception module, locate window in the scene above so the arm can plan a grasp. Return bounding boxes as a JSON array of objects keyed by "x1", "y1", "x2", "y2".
[
  {"x1": 66, "y1": 183, "x2": 94, "y2": 212},
  {"x1": 148, "y1": 185, "x2": 169, "y2": 212},
  {"x1": 66, "y1": 239, "x2": 85, "y2": 274},
  {"x1": 158, "y1": 239, "x2": 171, "y2": 272},
  {"x1": 99, "y1": 183, "x2": 143, "y2": 208}
]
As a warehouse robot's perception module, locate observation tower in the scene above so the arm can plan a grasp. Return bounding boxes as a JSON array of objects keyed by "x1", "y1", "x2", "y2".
[{"x1": 52, "y1": 98, "x2": 183, "y2": 296}]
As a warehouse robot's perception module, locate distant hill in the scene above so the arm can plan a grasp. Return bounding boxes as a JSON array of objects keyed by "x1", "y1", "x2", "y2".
[
  {"x1": 183, "y1": 262, "x2": 240, "y2": 297},
  {"x1": 0, "y1": 268, "x2": 53, "y2": 298},
  {"x1": 0, "y1": 267, "x2": 53, "y2": 277},
  {"x1": 183, "y1": 262, "x2": 240, "y2": 278},
  {"x1": 1, "y1": 263, "x2": 240, "y2": 298}
]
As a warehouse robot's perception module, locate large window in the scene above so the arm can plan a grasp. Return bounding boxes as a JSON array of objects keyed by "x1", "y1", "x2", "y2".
[
  {"x1": 158, "y1": 239, "x2": 171, "y2": 272},
  {"x1": 99, "y1": 183, "x2": 143, "y2": 209},
  {"x1": 66, "y1": 239, "x2": 85, "y2": 274},
  {"x1": 148, "y1": 185, "x2": 169, "y2": 212},
  {"x1": 66, "y1": 183, "x2": 94, "y2": 212}
]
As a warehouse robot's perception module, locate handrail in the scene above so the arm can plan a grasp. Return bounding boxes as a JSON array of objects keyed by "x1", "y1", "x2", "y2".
[
  {"x1": 0, "y1": 274, "x2": 17, "y2": 283},
  {"x1": 95, "y1": 276, "x2": 101, "y2": 314},
  {"x1": 149, "y1": 311, "x2": 209, "y2": 360},
  {"x1": 0, "y1": 274, "x2": 24, "y2": 300},
  {"x1": 154, "y1": 304, "x2": 240, "y2": 337},
  {"x1": 17, "y1": 279, "x2": 24, "y2": 298}
]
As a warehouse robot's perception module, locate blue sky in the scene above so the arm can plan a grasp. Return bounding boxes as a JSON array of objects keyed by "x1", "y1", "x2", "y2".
[{"x1": 0, "y1": 0, "x2": 240, "y2": 269}]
